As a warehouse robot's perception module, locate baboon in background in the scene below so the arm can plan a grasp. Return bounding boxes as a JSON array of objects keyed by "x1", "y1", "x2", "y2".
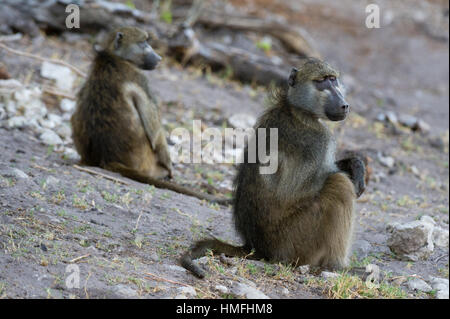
[
  {"x1": 71, "y1": 26, "x2": 230, "y2": 204},
  {"x1": 181, "y1": 58, "x2": 366, "y2": 278}
]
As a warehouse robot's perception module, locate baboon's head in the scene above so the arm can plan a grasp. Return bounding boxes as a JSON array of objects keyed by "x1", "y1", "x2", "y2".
[
  {"x1": 100, "y1": 27, "x2": 162, "y2": 70},
  {"x1": 287, "y1": 58, "x2": 349, "y2": 121}
]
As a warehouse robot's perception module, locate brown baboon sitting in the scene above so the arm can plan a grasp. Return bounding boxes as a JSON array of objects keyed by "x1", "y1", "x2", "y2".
[{"x1": 181, "y1": 58, "x2": 366, "y2": 278}]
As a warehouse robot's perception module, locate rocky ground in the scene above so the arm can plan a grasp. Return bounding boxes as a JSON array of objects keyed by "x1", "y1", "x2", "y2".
[{"x1": 0, "y1": 0, "x2": 449, "y2": 299}]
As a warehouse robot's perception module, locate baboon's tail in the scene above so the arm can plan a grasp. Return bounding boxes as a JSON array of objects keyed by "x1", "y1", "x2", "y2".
[
  {"x1": 104, "y1": 162, "x2": 233, "y2": 205},
  {"x1": 180, "y1": 238, "x2": 254, "y2": 278}
]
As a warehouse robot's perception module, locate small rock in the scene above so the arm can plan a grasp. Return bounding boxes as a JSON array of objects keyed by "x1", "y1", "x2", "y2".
[
  {"x1": 0, "y1": 104, "x2": 5, "y2": 120},
  {"x1": 398, "y1": 114, "x2": 418, "y2": 129},
  {"x1": 149, "y1": 252, "x2": 160, "y2": 262},
  {"x1": 174, "y1": 294, "x2": 188, "y2": 299},
  {"x1": 321, "y1": 271, "x2": 340, "y2": 280},
  {"x1": 3, "y1": 168, "x2": 29, "y2": 179},
  {"x1": 177, "y1": 286, "x2": 196, "y2": 297},
  {"x1": 112, "y1": 284, "x2": 138, "y2": 298},
  {"x1": 407, "y1": 278, "x2": 432, "y2": 293},
  {"x1": 48, "y1": 113, "x2": 62, "y2": 126},
  {"x1": 231, "y1": 282, "x2": 269, "y2": 299},
  {"x1": 416, "y1": 120, "x2": 430, "y2": 133},
  {"x1": 215, "y1": 285, "x2": 228, "y2": 294},
  {"x1": 410, "y1": 165, "x2": 420, "y2": 177},
  {"x1": 377, "y1": 152, "x2": 395, "y2": 168},
  {"x1": 228, "y1": 113, "x2": 256, "y2": 129},
  {"x1": 385, "y1": 111, "x2": 398, "y2": 124},
  {"x1": 60, "y1": 98, "x2": 76, "y2": 113},
  {"x1": 352, "y1": 239, "x2": 372, "y2": 258},
  {"x1": 45, "y1": 176, "x2": 60, "y2": 187},
  {"x1": 433, "y1": 226, "x2": 449, "y2": 247},
  {"x1": 63, "y1": 147, "x2": 80, "y2": 161},
  {"x1": 41, "y1": 61, "x2": 76, "y2": 91},
  {"x1": 166, "y1": 264, "x2": 187, "y2": 273},
  {"x1": 7, "y1": 116, "x2": 26, "y2": 128},
  {"x1": 420, "y1": 215, "x2": 436, "y2": 226},
  {"x1": 297, "y1": 265, "x2": 310, "y2": 275},
  {"x1": 39, "y1": 129, "x2": 63, "y2": 145},
  {"x1": 428, "y1": 277, "x2": 449, "y2": 299},
  {"x1": 197, "y1": 256, "x2": 209, "y2": 266},
  {"x1": 386, "y1": 220, "x2": 434, "y2": 261},
  {"x1": 55, "y1": 124, "x2": 72, "y2": 140},
  {"x1": 281, "y1": 287, "x2": 289, "y2": 296},
  {"x1": 429, "y1": 276, "x2": 449, "y2": 292}
]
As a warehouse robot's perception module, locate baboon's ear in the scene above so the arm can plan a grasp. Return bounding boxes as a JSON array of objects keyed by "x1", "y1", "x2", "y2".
[
  {"x1": 288, "y1": 68, "x2": 298, "y2": 87},
  {"x1": 114, "y1": 32, "x2": 124, "y2": 50}
]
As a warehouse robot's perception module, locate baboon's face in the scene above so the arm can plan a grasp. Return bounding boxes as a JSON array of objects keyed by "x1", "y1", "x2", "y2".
[
  {"x1": 287, "y1": 59, "x2": 349, "y2": 121},
  {"x1": 108, "y1": 27, "x2": 162, "y2": 70},
  {"x1": 313, "y1": 76, "x2": 349, "y2": 121}
]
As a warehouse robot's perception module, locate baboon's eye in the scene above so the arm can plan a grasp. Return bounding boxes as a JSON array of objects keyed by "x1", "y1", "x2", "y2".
[
  {"x1": 329, "y1": 76, "x2": 337, "y2": 82},
  {"x1": 313, "y1": 78, "x2": 326, "y2": 83}
]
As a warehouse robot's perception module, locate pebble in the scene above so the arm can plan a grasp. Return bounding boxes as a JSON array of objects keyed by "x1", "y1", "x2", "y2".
[
  {"x1": 386, "y1": 219, "x2": 434, "y2": 261},
  {"x1": 39, "y1": 129, "x2": 64, "y2": 145},
  {"x1": 321, "y1": 271, "x2": 340, "y2": 280},
  {"x1": 231, "y1": 282, "x2": 269, "y2": 299},
  {"x1": 407, "y1": 278, "x2": 432, "y2": 293},
  {"x1": 215, "y1": 285, "x2": 229, "y2": 294},
  {"x1": 177, "y1": 286, "x2": 196, "y2": 297}
]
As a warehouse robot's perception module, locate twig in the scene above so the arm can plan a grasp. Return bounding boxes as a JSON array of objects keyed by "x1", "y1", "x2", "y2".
[
  {"x1": 32, "y1": 164, "x2": 52, "y2": 171},
  {"x1": 134, "y1": 210, "x2": 144, "y2": 232},
  {"x1": 42, "y1": 87, "x2": 76, "y2": 100},
  {"x1": 69, "y1": 253, "x2": 91, "y2": 264},
  {"x1": 0, "y1": 42, "x2": 87, "y2": 77},
  {"x1": 145, "y1": 272, "x2": 189, "y2": 287},
  {"x1": 73, "y1": 164, "x2": 130, "y2": 185},
  {"x1": 84, "y1": 271, "x2": 92, "y2": 299},
  {"x1": 145, "y1": 272, "x2": 216, "y2": 298}
]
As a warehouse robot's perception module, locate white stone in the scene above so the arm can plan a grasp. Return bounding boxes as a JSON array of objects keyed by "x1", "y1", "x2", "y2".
[
  {"x1": 166, "y1": 264, "x2": 187, "y2": 273},
  {"x1": 321, "y1": 271, "x2": 340, "y2": 280},
  {"x1": 177, "y1": 286, "x2": 196, "y2": 297},
  {"x1": 41, "y1": 61, "x2": 76, "y2": 91},
  {"x1": 63, "y1": 147, "x2": 80, "y2": 161},
  {"x1": 9, "y1": 168, "x2": 29, "y2": 179},
  {"x1": 7, "y1": 116, "x2": 27, "y2": 128},
  {"x1": 378, "y1": 152, "x2": 395, "y2": 168},
  {"x1": 231, "y1": 282, "x2": 269, "y2": 299},
  {"x1": 429, "y1": 276, "x2": 449, "y2": 292},
  {"x1": 407, "y1": 278, "x2": 432, "y2": 293},
  {"x1": 60, "y1": 98, "x2": 76, "y2": 113},
  {"x1": 433, "y1": 226, "x2": 449, "y2": 247},
  {"x1": 298, "y1": 265, "x2": 310, "y2": 275},
  {"x1": 55, "y1": 124, "x2": 72, "y2": 140},
  {"x1": 40, "y1": 129, "x2": 63, "y2": 145},
  {"x1": 387, "y1": 220, "x2": 434, "y2": 261},
  {"x1": 281, "y1": 288, "x2": 289, "y2": 296},
  {"x1": 215, "y1": 285, "x2": 228, "y2": 294},
  {"x1": 45, "y1": 176, "x2": 60, "y2": 186},
  {"x1": 420, "y1": 215, "x2": 436, "y2": 226},
  {"x1": 0, "y1": 104, "x2": 5, "y2": 120}
]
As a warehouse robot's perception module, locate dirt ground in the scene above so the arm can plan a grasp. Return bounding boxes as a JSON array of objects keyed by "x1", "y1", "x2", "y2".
[{"x1": 0, "y1": 0, "x2": 448, "y2": 299}]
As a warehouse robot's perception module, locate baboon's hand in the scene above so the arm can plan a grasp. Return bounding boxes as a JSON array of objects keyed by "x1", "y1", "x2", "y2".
[{"x1": 336, "y1": 157, "x2": 366, "y2": 198}]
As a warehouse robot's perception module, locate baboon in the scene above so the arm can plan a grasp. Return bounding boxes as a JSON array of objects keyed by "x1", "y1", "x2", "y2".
[
  {"x1": 71, "y1": 26, "x2": 230, "y2": 204},
  {"x1": 181, "y1": 58, "x2": 366, "y2": 278}
]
